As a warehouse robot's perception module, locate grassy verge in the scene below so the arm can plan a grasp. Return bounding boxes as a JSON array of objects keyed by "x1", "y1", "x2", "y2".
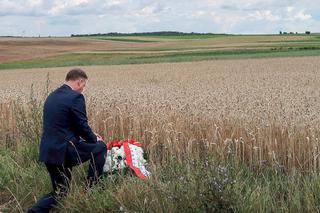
[
  {"x1": 3, "y1": 138, "x2": 320, "y2": 212},
  {"x1": 1, "y1": 97, "x2": 320, "y2": 212},
  {"x1": 1, "y1": 47, "x2": 320, "y2": 70}
]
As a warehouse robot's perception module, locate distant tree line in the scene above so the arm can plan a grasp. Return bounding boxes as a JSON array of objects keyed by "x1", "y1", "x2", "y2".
[
  {"x1": 279, "y1": 31, "x2": 311, "y2": 35},
  {"x1": 70, "y1": 31, "x2": 228, "y2": 37}
]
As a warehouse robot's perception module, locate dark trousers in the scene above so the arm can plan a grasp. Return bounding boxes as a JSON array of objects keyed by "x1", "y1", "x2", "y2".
[{"x1": 28, "y1": 140, "x2": 107, "y2": 213}]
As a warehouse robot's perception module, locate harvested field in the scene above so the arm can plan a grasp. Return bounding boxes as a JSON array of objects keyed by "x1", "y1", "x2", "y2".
[
  {"x1": 0, "y1": 37, "x2": 169, "y2": 62},
  {"x1": 0, "y1": 35, "x2": 314, "y2": 63},
  {"x1": 1, "y1": 56, "x2": 320, "y2": 171}
]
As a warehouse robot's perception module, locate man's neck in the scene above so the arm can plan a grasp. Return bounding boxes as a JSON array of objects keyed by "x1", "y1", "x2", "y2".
[{"x1": 64, "y1": 82, "x2": 75, "y2": 91}]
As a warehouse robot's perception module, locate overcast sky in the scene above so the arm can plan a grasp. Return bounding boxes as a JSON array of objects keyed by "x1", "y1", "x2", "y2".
[{"x1": 0, "y1": 0, "x2": 319, "y2": 36}]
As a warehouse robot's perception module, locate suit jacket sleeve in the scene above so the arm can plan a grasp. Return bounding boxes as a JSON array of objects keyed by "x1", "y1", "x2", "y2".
[{"x1": 71, "y1": 94, "x2": 97, "y2": 143}]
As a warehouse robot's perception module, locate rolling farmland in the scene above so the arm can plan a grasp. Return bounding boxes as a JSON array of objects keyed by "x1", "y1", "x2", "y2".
[{"x1": 1, "y1": 34, "x2": 320, "y2": 212}]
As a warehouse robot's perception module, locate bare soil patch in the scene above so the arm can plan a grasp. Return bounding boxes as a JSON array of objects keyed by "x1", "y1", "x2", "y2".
[{"x1": 0, "y1": 37, "x2": 169, "y2": 62}]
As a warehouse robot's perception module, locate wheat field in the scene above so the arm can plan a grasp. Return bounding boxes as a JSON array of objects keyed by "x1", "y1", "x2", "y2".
[{"x1": 1, "y1": 56, "x2": 320, "y2": 172}]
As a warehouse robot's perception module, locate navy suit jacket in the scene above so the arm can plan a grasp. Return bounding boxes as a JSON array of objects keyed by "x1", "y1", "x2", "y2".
[{"x1": 39, "y1": 84, "x2": 97, "y2": 165}]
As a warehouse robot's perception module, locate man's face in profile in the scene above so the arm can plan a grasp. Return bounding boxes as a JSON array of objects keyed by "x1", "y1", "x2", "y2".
[{"x1": 75, "y1": 78, "x2": 87, "y2": 93}]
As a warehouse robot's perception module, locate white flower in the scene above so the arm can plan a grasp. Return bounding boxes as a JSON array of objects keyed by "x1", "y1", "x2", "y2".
[
  {"x1": 112, "y1": 146, "x2": 126, "y2": 170},
  {"x1": 103, "y1": 143, "x2": 150, "y2": 178},
  {"x1": 103, "y1": 146, "x2": 126, "y2": 172},
  {"x1": 103, "y1": 150, "x2": 113, "y2": 172}
]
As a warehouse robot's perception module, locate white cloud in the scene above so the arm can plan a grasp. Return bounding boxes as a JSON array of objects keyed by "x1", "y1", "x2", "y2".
[
  {"x1": 48, "y1": 2, "x2": 66, "y2": 16},
  {"x1": 24, "y1": 0, "x2": 43, "y2": 7},
  {"x1": 249, "y1": 10, "x2": 281, "y2": 22},
  {"x1": 71, "y1": 0, "x2": 89, "y2": 6},
  {"x1": 104, "y1": 0, "x2": 126, "y2": 7},
  {"x1": 0, "y1": 0, "x2": 319, "y2": 36},
  {"x1": 137, "y1": 6, "x2": 156, "y2": 17},
  {"x1": 291, "y1": 11, "x2": 312, "y2": 21},
  {"x1": 0, "y1": 0, "x2": 44, "y2": 16},
  {"x1": 191, "y1": 11, "x2": 206, "y2": 18},
  {"x1": 210, "y1": 12, "x2": 222, "y2": 23},
  {"x1": 287, "y1": 6, "x2": 294, "y2": 13},
  {"x1": 48, "y1": 0, "x2": 91, "y2": 16}
]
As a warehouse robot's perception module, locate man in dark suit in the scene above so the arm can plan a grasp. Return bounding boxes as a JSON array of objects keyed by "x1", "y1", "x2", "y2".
[{"x1": 28, "y1": 68, "x2": 107, "y2": 213}]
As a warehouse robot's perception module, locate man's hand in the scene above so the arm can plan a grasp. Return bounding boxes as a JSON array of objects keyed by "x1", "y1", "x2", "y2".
[{"x1": 95, "y1": 133, "x2": 104, "y2": 141}]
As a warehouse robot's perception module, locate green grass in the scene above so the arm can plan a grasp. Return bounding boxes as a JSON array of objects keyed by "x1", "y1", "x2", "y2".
[
  {"x1": 92, "y1": 37, "x2": 158, "y2": 43},
  {"x1": 136, "y1": 34, "x2": 229, "y2": 39},
  {"x1": 93, "y1": 40, "x2": 320, "y2": 52},
  {"x1": 86, "y1": 34, "x2": 229, "y2": 40},
  {"x1": 2, "y1": 47, "x2": 320, "y2": 70},
  {"x1": 3, "y1": 138, "x2": 320, "y2": 212}
]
